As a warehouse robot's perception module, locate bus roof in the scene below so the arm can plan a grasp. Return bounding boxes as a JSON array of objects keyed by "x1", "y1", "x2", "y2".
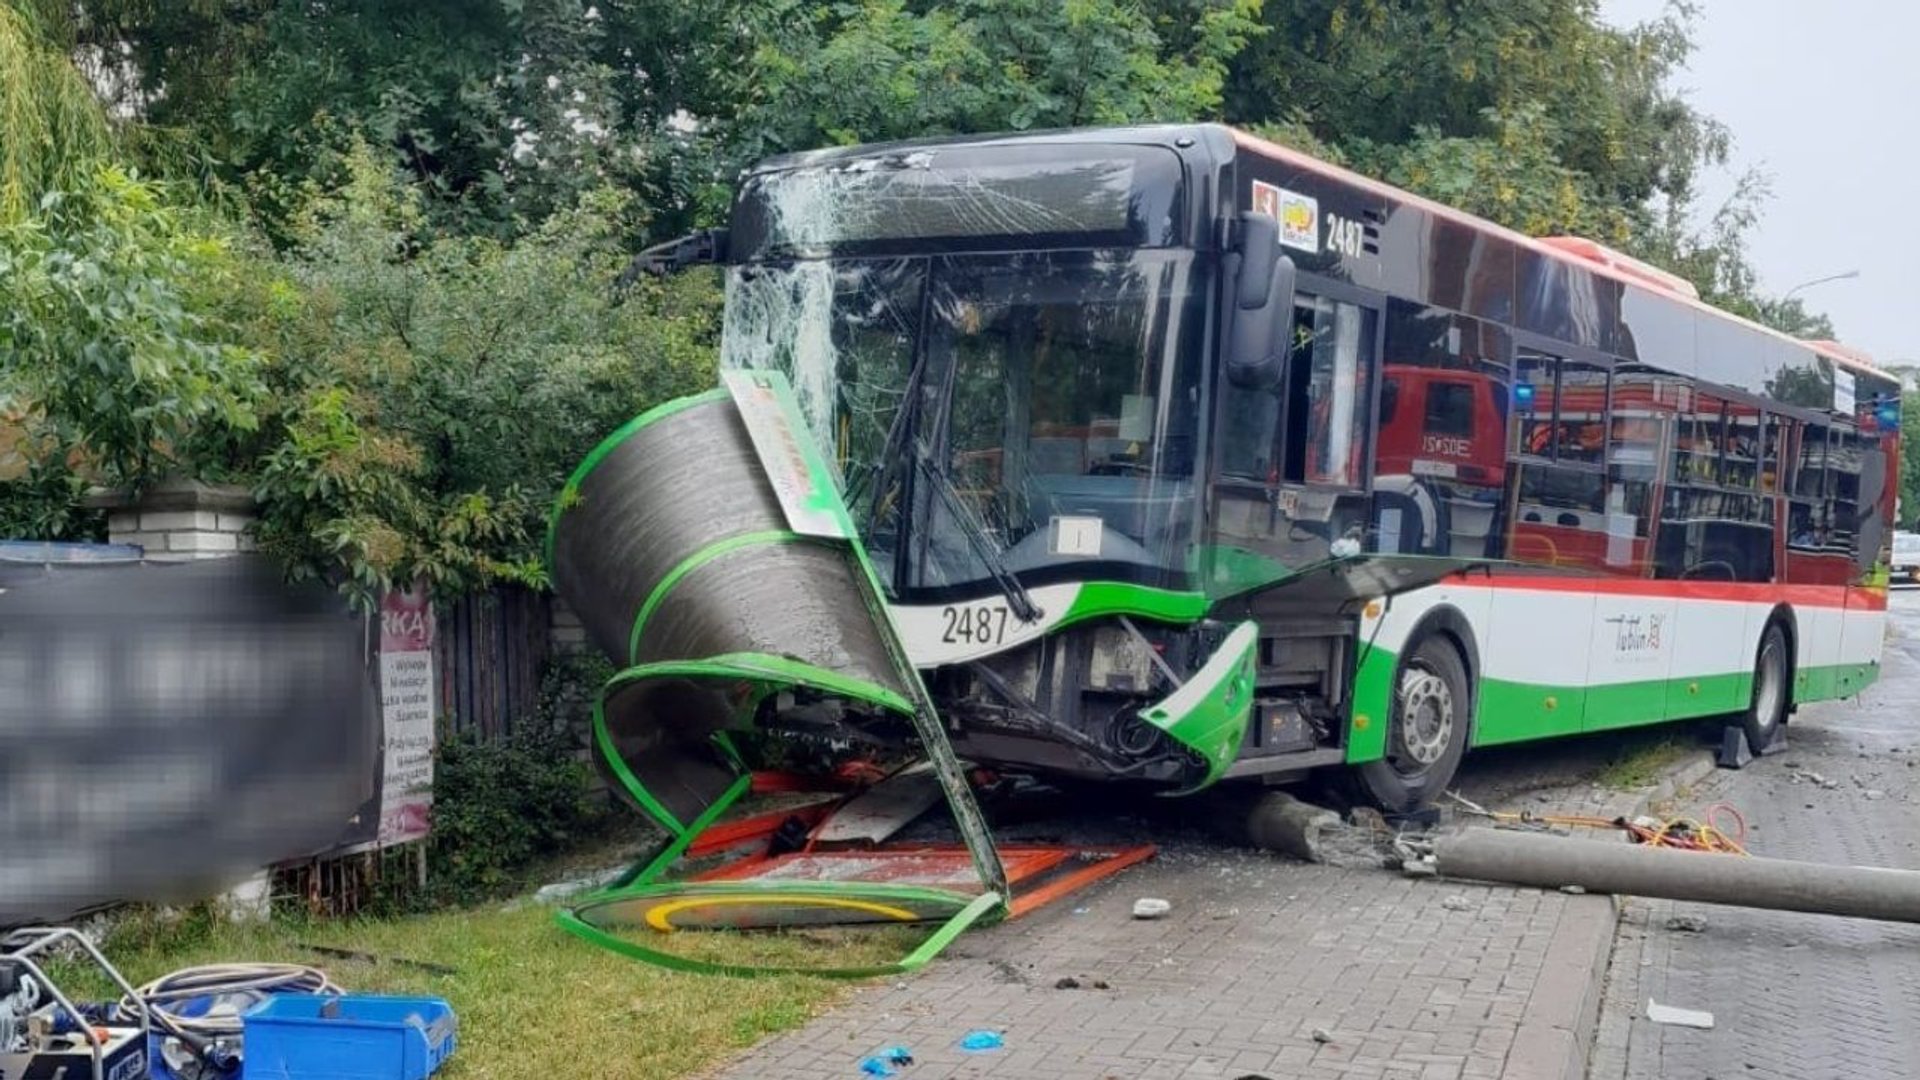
[
  {"x1": 1801, "y1": 339, "x2": 1888, "y2": 379},
  {"x1": 1227, "y1": 127, "x2": 1889, "y2": 384}
]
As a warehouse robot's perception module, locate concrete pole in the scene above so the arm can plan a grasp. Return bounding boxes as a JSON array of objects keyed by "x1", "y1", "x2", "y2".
[
  {"x1": 1434, "y1": 827, "x2": 1920, "y2": 924},
  {"x1": 1244, "y1": 791, "x2": 1343, "y2": 862}
]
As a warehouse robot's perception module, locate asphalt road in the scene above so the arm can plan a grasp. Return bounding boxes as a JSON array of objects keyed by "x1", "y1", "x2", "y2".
[{"x1": 1589, "y1": 585, "x2": 1920, "y2": 1080}]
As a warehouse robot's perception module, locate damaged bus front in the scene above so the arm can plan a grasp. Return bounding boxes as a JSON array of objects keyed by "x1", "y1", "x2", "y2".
[{"x1": 676, "y1": 127, "x2": 1442, "y2": 796}]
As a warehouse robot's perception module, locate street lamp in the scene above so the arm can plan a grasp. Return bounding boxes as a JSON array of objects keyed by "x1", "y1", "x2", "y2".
[{"x1": 1782, "y1": 269, "x2": 1860, "y2": 302}]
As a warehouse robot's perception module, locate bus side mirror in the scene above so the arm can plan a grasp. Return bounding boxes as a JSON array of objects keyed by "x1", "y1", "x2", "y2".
[{"x1": 1225, "y1": 212, "x2": 1296, "y2": 390}]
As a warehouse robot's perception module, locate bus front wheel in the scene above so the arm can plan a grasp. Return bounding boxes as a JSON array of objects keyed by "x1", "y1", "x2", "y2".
[{"x1": 1354, "y1": 635, "x2": 1472, "y2": 813}]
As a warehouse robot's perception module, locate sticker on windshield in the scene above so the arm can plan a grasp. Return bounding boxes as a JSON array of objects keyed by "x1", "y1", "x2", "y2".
[
  {"x1": 1050, "y1": 516, "x2": 1104, "y2": 557},
  {"x1": 1253, "y1": 181, "x2": 1319, "y2": 254}
]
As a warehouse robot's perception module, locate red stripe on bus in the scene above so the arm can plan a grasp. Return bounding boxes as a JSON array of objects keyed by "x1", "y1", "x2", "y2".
[{"x1": 1444, "y1": 573, "x2": 1886, "y2": 611}]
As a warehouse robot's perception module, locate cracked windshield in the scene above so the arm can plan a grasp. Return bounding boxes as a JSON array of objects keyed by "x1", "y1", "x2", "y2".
[{"x1": 723, "y1": 249, "x2": 1205, "y2": 595}]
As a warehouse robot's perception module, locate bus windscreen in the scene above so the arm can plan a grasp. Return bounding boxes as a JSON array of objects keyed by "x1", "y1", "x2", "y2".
[{"x1": 731, "y1": 144, "x2": 1184, "y2": 258}]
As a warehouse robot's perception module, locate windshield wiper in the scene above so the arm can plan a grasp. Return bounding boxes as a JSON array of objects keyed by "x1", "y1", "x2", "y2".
[{"x1": 914, "y1": 454, "x2": 1042, "y2": 624}]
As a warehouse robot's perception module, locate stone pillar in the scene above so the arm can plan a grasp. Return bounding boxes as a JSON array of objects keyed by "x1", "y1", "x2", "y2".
[{"x1": 84, "y1": 478, "x2": 257, "y2": 561}]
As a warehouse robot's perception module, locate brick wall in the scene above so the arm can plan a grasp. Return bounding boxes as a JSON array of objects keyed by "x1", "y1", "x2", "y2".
[{"x1": 85, "y1": 479, "x2": 256, "y2": 561}]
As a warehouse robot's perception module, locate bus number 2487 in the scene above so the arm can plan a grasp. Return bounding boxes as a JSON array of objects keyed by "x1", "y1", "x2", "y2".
[{"x1": 941, "y1": 604, "x2": 1011, "y2": 645}]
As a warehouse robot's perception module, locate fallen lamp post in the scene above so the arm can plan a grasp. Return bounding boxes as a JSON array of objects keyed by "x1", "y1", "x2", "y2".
[{"x1": 1432, "y1": 827, "x2": 1920, "y2": 924}]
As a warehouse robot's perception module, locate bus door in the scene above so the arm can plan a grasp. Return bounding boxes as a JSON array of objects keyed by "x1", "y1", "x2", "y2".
[
  {"x1": 1210, "y1": 281, "x2": 1381, "y2": 591},
  {"x1": 1656, "y1": 388, "x2": 1763, "y2": 719},
  {"x1": 1836, "y1": 421, "x2": 1891, "y2": 697},
  {"x1": 1583, "y1": 364, "x2": 1681, "y2": 731}
]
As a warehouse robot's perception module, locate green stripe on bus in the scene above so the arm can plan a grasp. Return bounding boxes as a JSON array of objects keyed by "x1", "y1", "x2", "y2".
[
  {"x1": 1343, "y1": 650, "x2": 1881, "y2": 762},
  {"x1": 1058, "y1": 582, "x2": 1209, "y2": 628},
  {"x1": 1795, "y1": 660, "x2": 1880, "y2": 703},
  {"x1": 1346, "y1": 641, "x2": 1396, "y2": 764},
  {"x1": 1474, "y1": 672, "x2": 1746, "y2": 746}
]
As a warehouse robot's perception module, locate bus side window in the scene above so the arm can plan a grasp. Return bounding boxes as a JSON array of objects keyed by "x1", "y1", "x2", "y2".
[
  {"x1": 1604, "y1": 365, "x2": 1670, "y2": 576},
  {"x1": 1650, "y1": 384, "x2": 1773, "y2": 583},
  {"x1": 1557, "y1": 358, "x2": 1608, "y2": 465},
  {"x1": 1513, "y1": 351, "x2": 1558, "y2": 458},
  {"x1": 1376, "y1": 299, "x2": 1507, "y2": 558},
  {"x1": 1756, "y1": 412, "x2": 1782, "y2": 493},
  {"x1": 1830, "y1": 424, "x2": 1877, "y2": 575},
  {"x1": 1285, "y1": 295, "x2": 1374, "y2": 488},
  {"x1": 1782, "y1": 419, "x2": 1835, "y2": 584}
]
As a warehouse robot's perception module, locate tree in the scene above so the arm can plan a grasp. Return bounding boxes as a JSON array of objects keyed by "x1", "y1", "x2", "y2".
[
  {"x1": 1226, "y1": 0, "x2": 1724, "y2": 238},
  {"x1": 721, "y1": 0, "x2": 1261, "y2": 161},
  {"x1": 1, "y1": 169, "x2": 264, "y2": 482},
  {"x1": 235, "y1": 144, "x2": 721, "y2": 604},
  {"x1": 59, "y1": 0, "x2": 651, "y2": 235},
  {"x1": 0, "y1": 3, "x2": 115, "y2": 224},
  {"x1": 60, "y1": 0, "x2": 1262, "y2": 239},
  {"x1": 1, "y1": 8, "x2": 262, "y2": 538},
  {"x1": 14, "y1": 0, "x2": 1861, "y2": 569}
]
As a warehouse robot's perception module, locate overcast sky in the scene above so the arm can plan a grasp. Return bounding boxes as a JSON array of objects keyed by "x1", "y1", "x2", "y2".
[{"x1": 1601, "y1": 0, "x2": 1916, "y2": 365}]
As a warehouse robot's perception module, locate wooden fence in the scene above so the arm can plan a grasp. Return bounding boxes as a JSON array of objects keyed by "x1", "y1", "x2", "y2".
[{"x1": 432, "y1": 586, "x2": 553, "y2": 739}]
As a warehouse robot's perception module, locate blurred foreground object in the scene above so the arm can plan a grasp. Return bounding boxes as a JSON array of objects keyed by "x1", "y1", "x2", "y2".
[{"x1": 0, "y1": 555, "x2": 378, "y2": 924}]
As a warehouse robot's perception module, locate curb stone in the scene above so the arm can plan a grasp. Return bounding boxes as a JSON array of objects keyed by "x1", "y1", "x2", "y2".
[{"x1": 1496, "y1": 749, "x2": 1715, "y2": 1080}]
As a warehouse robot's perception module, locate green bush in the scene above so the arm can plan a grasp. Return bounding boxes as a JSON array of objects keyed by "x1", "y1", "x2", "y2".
[
  {"x1": 426, "y1": 721, "x2": 600, "y2": 905},
  {"x1": 535, "y1": 649, "x2": 615, "y2": 743},
  {"x1": 235, "y1": 143, "x2": 722, "y2": 608}
]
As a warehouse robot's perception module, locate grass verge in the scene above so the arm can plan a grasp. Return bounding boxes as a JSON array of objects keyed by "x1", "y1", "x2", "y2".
[
  {"x1": 54, "y1": 903, "x2": 927, "y2": 1080},
  {"x1": 1594, "y1": 733, "x2": 1693, "y2": 790}
]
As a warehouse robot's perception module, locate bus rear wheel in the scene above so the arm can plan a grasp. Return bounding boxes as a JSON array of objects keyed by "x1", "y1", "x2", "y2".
[
  {"x1": 1742, "y1": 622, "x2": 1790, "y2": 751},
  {"x1": 1354, "y1": 635, "x2": 1472, "y2": 813}
]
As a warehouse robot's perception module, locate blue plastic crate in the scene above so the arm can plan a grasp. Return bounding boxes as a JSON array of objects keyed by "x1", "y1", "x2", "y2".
[{"x1": 243, "y1": 994, "x2": 457, "y2": 1080}]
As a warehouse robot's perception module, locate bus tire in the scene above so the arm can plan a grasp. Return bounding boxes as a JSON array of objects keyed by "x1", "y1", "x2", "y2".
[
  {"x1": 1742, "y1": 622, "x2": 1790, "y2": 751},
  {"x1": 1354, "y1": 634, "x2": 1472, "y2": 813}
]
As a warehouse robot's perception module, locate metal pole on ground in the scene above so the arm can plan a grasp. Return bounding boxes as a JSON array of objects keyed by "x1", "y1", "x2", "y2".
[{"x1": 1433, "y1": 827, "x2": 1920, "y2": 924}]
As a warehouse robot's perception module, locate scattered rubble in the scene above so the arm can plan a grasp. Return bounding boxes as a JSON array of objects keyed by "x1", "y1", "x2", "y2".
[
  {"x1": 1132, "y1": 898, "x2": 1172, "y2": 920},
  {"x1": 529, "y1": 865, "x2": 626, "y2": 905},
  {"x1": 1441, "y1": 895, "x2": 1473, "y2": 911},
  {"x1": 1646, "y1": 1000, "x2": 1715, "y2": 1029},
  {"x1": 1665, "y1": 914, "x2": 1709, "y2": 933},
  {"x1": 1789, "y1": 769, "x2": 1842, "y2": 790}
]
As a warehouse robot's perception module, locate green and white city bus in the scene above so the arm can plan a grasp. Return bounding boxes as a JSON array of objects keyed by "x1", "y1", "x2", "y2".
[{"x1": 646, "y1": 123, "x2": 1897, "y2": 810}]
